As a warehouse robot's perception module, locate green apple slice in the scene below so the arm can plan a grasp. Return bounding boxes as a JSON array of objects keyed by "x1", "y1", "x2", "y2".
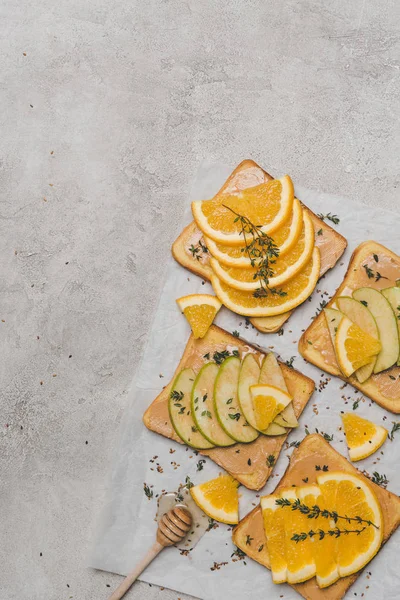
[
  {"x1": 169, "y1": 368, "x2": 214, "y2": 449},
  {"x1": 353, "y1": 288, "x2": 399, "y2": 373},
  {"x1": 381, "y1": 287, "x2": 400, "y2": 365},
  {"x1": 237, "y1": 353, "x2": 261, "y2": 430},
  {"x1": 259, "y1": 353, "x2": 298, "y2": 429},
  {"x1": 324, "y1": 307, "x2": 345, "y2": 343},
  {"x1": 191, "y1": 363, "x2": 235, "y2": 447},
  {"x1": 336, "y1": 296, "x2": 379, "y2": 382},
  {"x1": 214, "y1": 356, "x2": 259, "y2": 443},
  {"x1": 262, "y1": 422, "x2": 287, "y2": 436}
]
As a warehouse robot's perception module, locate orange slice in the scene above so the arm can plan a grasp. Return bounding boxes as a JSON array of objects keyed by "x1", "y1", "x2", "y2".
[
  {"x1": 249, "y1": 384, "x2": 292, "y2": 431},
  {"x1": 192, "y1": 176, "x2": 294, "y2": 246},
  {"x1": 176, "y1": 294, "x2": 222, "y2": 339},
  {"x1": 297, "y1": 484, "x2": 339, "y2": 588},
  {"x1": 335, "y1": 316, "x2": 382, "y2": 377},
  {"x1": 317, "y1": 472, "x2": 383, "y2": 578},
  {"x1": 341, "y1": 413, "x2": 388, "y2": 461},
  {"x1": 190, "y1": 474, "x2": 239, "y2": 524},
  {"x1": 209, "y1": 211, "x2": 314, "y2": 291},
  {"x1": 279, "y1": 488, "x2": 316, "y2": 584},
  {"x1": 261, "y1": 494, "x2": 287, "y2": 583},
  {"x1": 204, "y1": 199, "x2": 303, "y2": 267},
  {"x1": 211, "y1": 247, "x2": 320, "y2": 317}
]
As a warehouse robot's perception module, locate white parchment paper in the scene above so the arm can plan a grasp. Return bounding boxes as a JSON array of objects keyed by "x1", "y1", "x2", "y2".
[{"x1": 90, "y1": 162, "x2": 400, "y2": 600}]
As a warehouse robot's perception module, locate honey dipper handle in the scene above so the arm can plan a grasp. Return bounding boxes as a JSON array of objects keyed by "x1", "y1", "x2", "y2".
[{"x1": 107, "y1": 541, "x2": 163, "y2": 600}]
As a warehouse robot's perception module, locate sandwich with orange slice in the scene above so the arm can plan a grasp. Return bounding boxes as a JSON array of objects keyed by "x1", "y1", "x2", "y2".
[
  {"x1": 172, "y1": 160, "x2": 347, "y2": 333},
  {"x1": 299, "y1": 241, "x2": 400, "y2": 412},
  {"x1": 233, "y1": 433, "x2": 400, "y2": 599}
]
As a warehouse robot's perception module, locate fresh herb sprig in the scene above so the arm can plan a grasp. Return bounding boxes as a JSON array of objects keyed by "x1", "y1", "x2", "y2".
[
  {"x1": 223, "y1": 205, "x2": 286, "y2": 299},
  {"x1": 317, "y1": 212, "x2": 340, "y2": 225},
  {"x1": 275, "y1": 497, "x2": 378, "y2": 529},
  {"x1": 389, "y1": 422, "x2": 400, "y2": 441},
  {"x1": 291, "y1": 526, "x2": 367, "y2": 543},
  {"x1": 189, "y1": 239, "x2": 208, "y2": 261},
  {"x1": 362, "y1": 264, "x2": 388, "y2": 282}
]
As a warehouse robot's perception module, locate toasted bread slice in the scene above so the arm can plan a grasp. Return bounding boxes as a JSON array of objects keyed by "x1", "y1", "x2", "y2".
[
  {"x1": 143, "y1": 325, "x2": 315, "y2": 490},
  {"x1": 232, "y1": 433, "x2": 400, "y2": 600},
  {"x1": 172, "y1": 160, "x2": 347, "y2": 333},
  {"x1": 299, "y1": 241, "x2": 400, "y2": 413}
]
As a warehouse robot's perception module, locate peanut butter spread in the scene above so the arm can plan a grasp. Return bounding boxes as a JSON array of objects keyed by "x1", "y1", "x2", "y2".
[
  {"x1": 233, "y1": 434, "x2": 400, "y2": 600},
  {"x1": 143, "y1": 325, "x2": 315, "y2": 490}
]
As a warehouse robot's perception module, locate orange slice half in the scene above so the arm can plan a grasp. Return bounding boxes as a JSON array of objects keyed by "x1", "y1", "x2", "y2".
[
  {"x1": 192, "y1": 176, "x2": 294, "y2": 246},
  {"x1": 211, "y1": 247, "x2": 320, "y2": 317}
]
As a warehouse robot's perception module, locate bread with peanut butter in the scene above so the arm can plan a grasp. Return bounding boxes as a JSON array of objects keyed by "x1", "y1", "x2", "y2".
[
  {"x1": 232, "y1": 433, "x2": 400, "y2": 600},
  {"x1": 172, "y1": 160, "x2": 347, "y2": 333},
  {"x1": 299, "y1": 241, "x2": 400, "y2": 413},
  {"x1": 143, "y1": 325, "x2": 315, "y2": 490}
]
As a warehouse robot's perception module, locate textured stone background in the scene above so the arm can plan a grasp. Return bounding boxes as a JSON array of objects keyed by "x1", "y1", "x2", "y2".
[{"x1": 1, "y1": 1, "x2": 399, "y2": 599}]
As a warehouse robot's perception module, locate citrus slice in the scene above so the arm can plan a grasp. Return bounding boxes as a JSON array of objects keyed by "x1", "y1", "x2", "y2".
[
  {"x1": 279, "y1": 488, "x2": 316, "y2": 584},
  {"x1": 176, "y1": 294, "x2": 222, "y2": 339},
  {"x1": 192, "y1": 176, "x2": 294, "y2": 246},
  {"x1": 341, "y1": 413, "x2": 388, "y2": 461},
  {"x1": 204, "y1": 199, "x2": 303, "y2": 268},
  {"x1": 317, "y1": 472, "x2": 383, "y2": 578},
  {"x1": 209, "y1": 211, "x2": 314, "y2": 291},
  {"x1": 249, "y1": 384, "x2": 292, "y2": 431},
  {"x1": 211, "y1": 247, "x2": 320, "y2": 317},
  {"x1": 334, "y1": 316, "x2": 382, "y2": 377},
  {"x1": 297, "y1": 484, "x2": 339, "y2": 588},
  {"x1": 190, "y1": 474, "x2": 239, "y2": 524},
  {"x1": 261, "y1": 494, "x2": 287, "y2": 583}
]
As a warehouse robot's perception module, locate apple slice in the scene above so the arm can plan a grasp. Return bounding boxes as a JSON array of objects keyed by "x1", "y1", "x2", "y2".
[
  {"x1": 336, "y1": 296, "x2": 379, "y2": 383},
  {"x1": 259, "y1": 353, "x2": 298, "y2": 428},
  {"x1": 353, "y1": 288, "x2": 399, "y2": 373},
  {"x1": 324, "y1": 307, "x2": 345, "y2": 344},
  {"x1": 381, "y1": 287, "x2": 400, "y2": 366},
  {"x1": 191, "y1": 363, "x2": 236, "y2": 447},
  {"x1": 262, "y1": 422, "x2": 287, "y2": 436},
  {"x1": 169, "y1": 368, "x2": 214, "y2": 449},
  {"x1": 237, "y1": 353, "x2": 261, "y2": 430},
  {"x1": 214, "y1": 356, "x2": 259, "y2": 443}
]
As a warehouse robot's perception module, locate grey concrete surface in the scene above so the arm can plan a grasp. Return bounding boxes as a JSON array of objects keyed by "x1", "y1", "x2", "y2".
[{"x1": 1, "y1": 1, "x2": 399, "y2": 599}]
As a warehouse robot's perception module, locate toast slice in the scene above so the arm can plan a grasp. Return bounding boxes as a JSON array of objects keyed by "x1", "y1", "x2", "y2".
[
  {"x1": 232, "y1": 433, "x2": 400, "y2": 600},
  {"x1": 299, "y1": 241, "x2": 400, "y2": 413},
  {"x1": 172, "y1": 160, "x2": 347, "y2": 333},
  {"x1": 143, "y1": 325, "x2": 315, "y2": 490}
]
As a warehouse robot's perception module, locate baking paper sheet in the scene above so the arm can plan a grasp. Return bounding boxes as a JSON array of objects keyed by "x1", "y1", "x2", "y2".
[{"x1": 90, "y1": 162, "x2": 400, "y2": 600}]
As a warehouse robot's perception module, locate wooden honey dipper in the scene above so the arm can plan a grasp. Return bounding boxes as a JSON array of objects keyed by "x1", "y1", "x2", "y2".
[{"x1": 108, "y1": 506, "x2": 192, "y2": 600}]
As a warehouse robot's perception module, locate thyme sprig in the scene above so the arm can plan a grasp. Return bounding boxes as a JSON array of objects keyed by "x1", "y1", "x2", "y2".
[
  {"x1": 291, "y1": 526, "x2": 367, "y2": 543},
  {"x1": 362, "y1": 264, "x2": 389, "y2": 282},
  {"x1": 222, "y1": 205, "x2": 286, "y2": 299},
  {"x1": 317, "y1": 212, "x2": 340, "y2": 225},
  {"x1": 275, "y1": 497, "x2": 378, "y2": 529},
  {"x1": 189, "y1": 239, "x2": 208, "y2": 261},
  {"x1": 389, "y1": 422, "x2": 400, "y2": 441}
]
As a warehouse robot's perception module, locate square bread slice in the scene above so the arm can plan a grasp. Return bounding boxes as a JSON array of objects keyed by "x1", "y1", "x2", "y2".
[
  {"x1": 143, "y1": 325, "x2": 315, "y2": 490},
  {"x1": 232, "y1": 433, "x2": 400, "y2": 600},
  {"x1": 299, "y1": 241, "x2": 400, "y2": 413},
  {"x1": 172, "y1": 160, "x2": 347, "y2": 333}
]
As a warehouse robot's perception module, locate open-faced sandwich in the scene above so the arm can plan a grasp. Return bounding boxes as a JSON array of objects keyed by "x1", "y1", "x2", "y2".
[
  {"x1": 172, "y1": 160, "x2": 347, "y2": 333},
  {"x1": 143, "y1": 325, "x2": 315, "y2": 490},
  {"x1": 299, "y1": 241, "x2": 400, "y2": 413}
]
